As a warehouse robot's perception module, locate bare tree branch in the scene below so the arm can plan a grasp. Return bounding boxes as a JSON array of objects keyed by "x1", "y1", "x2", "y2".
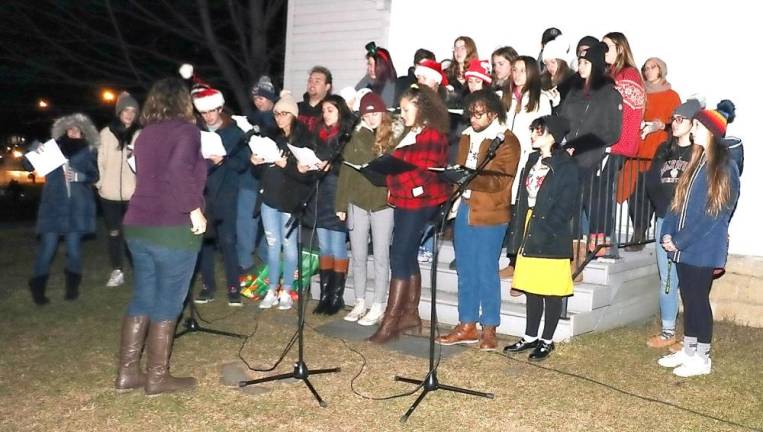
[{"x1": 106, "y1": 0, "x2": 146, "y2": 88}]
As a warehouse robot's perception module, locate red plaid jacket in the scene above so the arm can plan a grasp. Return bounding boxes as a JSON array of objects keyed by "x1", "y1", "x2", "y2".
[{"x1": 387, "y1": 127, "x2": 449, "y2": 209}]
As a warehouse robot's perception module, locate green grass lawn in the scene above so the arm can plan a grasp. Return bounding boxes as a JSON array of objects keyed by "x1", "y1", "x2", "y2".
[{"x1": 1, "y1": 223, "x2": 761, "y2": 432}]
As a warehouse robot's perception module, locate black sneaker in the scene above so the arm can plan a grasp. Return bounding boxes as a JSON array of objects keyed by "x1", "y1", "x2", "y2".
[
  {"x1": 194, "y1": 289, "x2": 215, "y2": 304},
  {"x1": 227, "y1": 286, "x2": 243, "y2": 307},
  {"x1": 503, "y1": 338, "x2": 539, "y2": 354},
  {"x1": 528, "y1": 341, "x2": 555, "y2": 361}
]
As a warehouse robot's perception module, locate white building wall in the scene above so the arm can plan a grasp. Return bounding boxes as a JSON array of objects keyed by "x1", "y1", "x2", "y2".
[
  {"x1": 285, "y1": 0, "x2": 761, "y2": 256},
  {"x1": 283, "y1": 0, "x2": 391, "y2": 95}
]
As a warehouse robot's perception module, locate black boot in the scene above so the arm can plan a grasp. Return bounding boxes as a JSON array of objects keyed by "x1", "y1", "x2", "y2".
[
  {"x1": 28, "y1": 275, "x2": 50, "y2": 305},
  {"x1": 313, "y1": 269, "x2": 334, "y2": 314},
  {"x1": 64, "y1": 270, "x2": 82, "y2": 301},
  {"x1": 325, "y1": 270, "x2": 346, "y2": 315}
]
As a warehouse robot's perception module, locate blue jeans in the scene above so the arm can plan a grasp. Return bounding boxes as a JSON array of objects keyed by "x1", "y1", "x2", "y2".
[
  {"x1": 236, "y1": 188, "x2": 266, "y2": 271},
  {"x1": 33, "y1": 232, "x2": 83, "y2": 276},
  {"x1": 126, "y1": 237, "x2": 199, "y2": 321},
  {"x1": 454, "y1": 203, "x2": 506, "y2": 326},
  {"x1": 260, "y1": 203, "x2": 298, "y2": 292},
  {"x1": 655, "y1": 217, "x2": 679, "y2": 331},
  {"x1": 317, "y1": 228, "x2": 348, "y2": 259},
  {"x1": 390, "y1": 206, "x2": 438, "y2": 279},
  {"x1": 420, "y1": 225, "x2": 434, "y2": 253}
]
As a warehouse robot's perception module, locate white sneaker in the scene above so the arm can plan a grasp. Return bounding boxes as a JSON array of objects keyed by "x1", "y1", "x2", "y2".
[
  {"x1": 358, "y1": 302, "x2": 385, "y2": 326},
  {"x1": 259, "y1": 290, "x2": 278, "y2": 309},
  {"x1": 417, "y1": 251, "x2": 432, "y2": 263},
  {"x1": 657, "y1": 350, "x2": 691, "y2": 368},
  {"x1": 344, "y1": 299, "x2": 366, "y2": 322},
  {"x1": 277, "y1": 290, "x2": 293, "y2": 310},
  {"x1": 673, "y1": 356, "x2": 711, "y2": 377},
  {"x1": 106, "y1": 269, "x2": 124, "y2": 287}
]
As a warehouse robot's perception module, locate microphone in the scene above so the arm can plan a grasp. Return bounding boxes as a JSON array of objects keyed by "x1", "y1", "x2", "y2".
[{"x1": 487, "y1": 133, "x2": 504, "y2": 155}]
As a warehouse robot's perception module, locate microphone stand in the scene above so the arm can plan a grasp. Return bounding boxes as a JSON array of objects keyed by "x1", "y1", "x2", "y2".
[
  {"x1": 175, "y1": 297, "x2": 246, "y2": 339},
  {"x1": 395, "y1": 136, "x2": 503, "y2": 423},
  {"x1": 238, "y1": 132, "x2": 347, "y2": 407}
]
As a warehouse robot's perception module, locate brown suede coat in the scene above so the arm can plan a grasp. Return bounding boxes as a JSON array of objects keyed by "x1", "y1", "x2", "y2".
[{"x1": 455, "y1": 129, "x2": 521, "y2": 226}]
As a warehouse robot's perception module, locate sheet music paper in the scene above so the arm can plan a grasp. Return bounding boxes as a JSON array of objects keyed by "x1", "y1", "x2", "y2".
[
  {"x1": 24, "y1": 139, "x2": 67, "y2": 177},
  {"x1": 231, "y1": 115, "x2": 254, "y2": 133},
  {"x1": 248, "y1": 135, "x2": 282, "y2": 163},
  {"x1": 200, "y1": 130, "x2": 227, "y2": 159},
  {"x1": 287, "y1": 144, "x2": 323, "y2": 169}
]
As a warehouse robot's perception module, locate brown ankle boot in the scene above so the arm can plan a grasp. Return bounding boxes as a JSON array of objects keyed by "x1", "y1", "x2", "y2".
[
  {"x1": 479, "y1": 326, "x2": 497, "y2": 351},
  {"x1": 436, "y1": 322, "x2": 479, "y2": 345},
  {"x1": 115, "y1": 315, "x2": 149, "y2": 392},
  {"x1": 397, "y1": 273, "x2": 422, "y2": 334},
  {"x1": 144, "y1": 320, "x2": 196, "y2": 396},
  {"x1": 368, "y1": 278, "x2": 408, "y2": 344}
]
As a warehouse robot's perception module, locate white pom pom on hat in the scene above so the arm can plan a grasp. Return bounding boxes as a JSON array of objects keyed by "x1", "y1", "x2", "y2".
[{"x1": 179, "y1": 63, "x2": 194, "y2": 80}]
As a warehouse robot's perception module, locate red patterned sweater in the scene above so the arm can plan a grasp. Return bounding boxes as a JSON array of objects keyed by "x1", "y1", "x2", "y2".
[
  {"x1": 610, "y1": 67, "x2": 645, "y2": 157},
  {"x1": 387, "y1": 127, "x2": 449, "y2": 209}
]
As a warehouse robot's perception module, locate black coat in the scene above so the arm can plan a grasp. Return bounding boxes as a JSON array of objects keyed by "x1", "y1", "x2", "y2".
[
  {"x1": 305, "y1": 126, "x2": 352, "y2": 232},
  {"x1": 558, "y1": 82, "x2": 622, "y2": 170},
  {"x1": 507, "y1": 150, "x2": 580, "y2": 259},
  {"x1": 258, "y1": 121, "x2": 320, "y2": 215},
  {"x1": 202, "y1": 118, "x2": 248, "y2": 222}
]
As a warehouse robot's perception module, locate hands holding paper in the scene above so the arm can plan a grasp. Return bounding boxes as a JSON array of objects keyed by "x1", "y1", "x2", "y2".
[{"x1": 248, "y1": 135, "x2": 282, "y2": 164}]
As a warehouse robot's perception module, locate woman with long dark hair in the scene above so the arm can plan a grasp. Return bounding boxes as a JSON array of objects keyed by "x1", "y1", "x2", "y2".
[
  {"x1": 368, "y1": 85, "x2": 450, "y2": 344},
  {"x1": 504, "y1": 115, "x2": 579, "y2": 360},
  {"x1": 444, "y1": 36, "x2": 479, "y2": 99},
  {"x1": 357, "y1": 41, "x2": 398, "y2": 108},
  {"x1": 658, "y1": 102, "x2": 740, "y2": 377},
  {"x1": 115, "y1": 78, "x2": 207, "y2": 395},
  {"x1": 251, "y1": 92, "x2": 322, "y2": 311},
  {"x1": 491, "y1": 46, "x2": 518, "y2": 91},
  {"x1": 25, "y1": 113, "x2": 100, "y2": 304},
  {"x1": 336, "y1": 92, "x2": 397, "y2": 326},
  {"x1": 310, "y1": 94, "x2": 355, "y2": 315}
]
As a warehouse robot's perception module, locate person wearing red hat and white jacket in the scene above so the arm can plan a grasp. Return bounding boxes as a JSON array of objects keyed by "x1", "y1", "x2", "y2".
[
  {"x1": 97, "y1": 92, "x2": 141, "y2": 288},
  {"x1": 179, "y1": 64, "x2": 249, "y2": 307}
]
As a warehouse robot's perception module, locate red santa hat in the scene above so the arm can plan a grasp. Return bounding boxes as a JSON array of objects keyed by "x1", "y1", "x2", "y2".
[
  {"x1": 463, "y1": 59, "x2": 492, "y2": 84},
  {"x1": 179, "y1": 63, "x2": 225, "y2": 112},
  {"x1": 414, "y1": 59, "x2": 448, "y2": 87}
]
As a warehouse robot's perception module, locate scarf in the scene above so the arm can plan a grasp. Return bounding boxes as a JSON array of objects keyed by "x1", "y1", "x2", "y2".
[{"x1": 108, "y1": 119, "x2": 139, "y2": 150}]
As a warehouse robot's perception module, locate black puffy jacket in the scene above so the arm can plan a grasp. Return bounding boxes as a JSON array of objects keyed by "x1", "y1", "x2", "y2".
[{"x1": 507, "y1": 149, "x2": 580, "y2": 259}]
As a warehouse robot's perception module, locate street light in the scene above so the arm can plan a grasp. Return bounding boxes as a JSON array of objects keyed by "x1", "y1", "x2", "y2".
[
  {"x1": 37, "y1": 99, "x2": 49, "y2": 109},
  {"x1": 101, "y1": 89, "x2": 116, "y2": 103}
]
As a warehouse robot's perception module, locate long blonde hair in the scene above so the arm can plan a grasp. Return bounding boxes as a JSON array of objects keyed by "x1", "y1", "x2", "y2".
[
  {"x1": 670, "y1": 127, "x2": 732, "y2": 217},
  {"x1": 372, "y1": 112, "x2": 396, "y2": 155}
]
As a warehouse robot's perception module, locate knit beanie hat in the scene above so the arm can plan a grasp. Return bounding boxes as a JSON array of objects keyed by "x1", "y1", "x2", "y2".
[
  {"x1": 359, "y1": 92, "x2": 386, "y2": 115},
  {"x1": 694, "y1": 100, "x2": 736, "y2": 138},
  {"x1": 578, "y1": 42, "x2": 607, "y2": 71},
  {"x1": 576, "y1": 36, "x2": 600, "y2": 54},
  {"x1": 251, "y1": 75, "x2": 278, "y2": 102},
  {"x1": 463, "y1": 59, "x2": 492, "y2": 84},
  {"x1": 274, "y1": 90, "x2": 299, "y2": 118},
  {"x1": 414, "y1": 59, "x2": 449, "y2": 87},
  {"x1": 673, "y1": 98, "x2": 703, "y2": 119},
  {"x1": 115, "y1": 91, "x2": 139, "y2": 115},
  {"x1": 542, "y1": 36, "x2": 572, "y2": 65}
]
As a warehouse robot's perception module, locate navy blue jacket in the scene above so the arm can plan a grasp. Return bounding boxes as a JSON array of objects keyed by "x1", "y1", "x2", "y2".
[
  {"x1": 202, "y1": 116, "x2": 248, "y2": 222},
  {"x1": 662, "y1": 156, "x2": 740, "y2": 268},
  {"x1": 25, "y1": 136, "x2": 99, "y2": 234}
]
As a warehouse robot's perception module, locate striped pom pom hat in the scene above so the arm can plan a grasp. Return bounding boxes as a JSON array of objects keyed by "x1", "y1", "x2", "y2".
[{"x1": 695, "y1": 109, "x2": 728, "y2": 137}]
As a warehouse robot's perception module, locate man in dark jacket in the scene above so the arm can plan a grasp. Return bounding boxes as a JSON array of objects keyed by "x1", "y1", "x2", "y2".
[
  {"x1": 297, "y1": 66, "x2": 332, "y2": 132},
  {"x1": 191, "y1": 84, "x2": 249, "y2": 306}
]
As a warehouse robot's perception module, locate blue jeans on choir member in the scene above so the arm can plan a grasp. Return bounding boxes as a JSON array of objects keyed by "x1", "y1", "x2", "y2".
[
  {"x1": 236, "y1": 188, "x2": 267, "y2": 271},
  {"x1": 317, "y1": 228, "x2": 348, "y2": 259},
  {"x1": 33, "y1": 232, "x2": 83, "y2": 276},
  {"x1": 126, "y1": 237, "x2": 199, "y2": 322},
  {"x1": 260, "y1": 203, "x2": 298, "y2": 292},
  {"x1": 655, "y1": 217, "x2": 679, "y2": 332},
  {"x1": 454, "y1": 203, "x2": 506, "y2": 327},
  {"x1": 390, "y1": 206, "x2": 438, "y2": 279}
]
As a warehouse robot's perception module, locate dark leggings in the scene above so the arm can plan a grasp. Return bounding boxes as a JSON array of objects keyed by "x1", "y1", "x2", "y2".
[
  {"x1": 101, "y1": 198, "x2": 129, "y2": 270},
  {"x1": 525, "y1": 293, "x2": 563, "y2": 341},
  {"x1": 676, "y1": 263, "x2": 714, "y2": 344}
]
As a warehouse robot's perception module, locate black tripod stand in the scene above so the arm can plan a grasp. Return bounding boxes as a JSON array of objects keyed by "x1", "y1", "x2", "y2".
[
  {"x1": 238, "y1": 201, "x2": 340, "y2": 406},
  {"x1": 175, "y1": 295, "x2": 247, "y2": 339},
  {"x1": 394, "y1": 136, "x2": 505, "y2": 422}
]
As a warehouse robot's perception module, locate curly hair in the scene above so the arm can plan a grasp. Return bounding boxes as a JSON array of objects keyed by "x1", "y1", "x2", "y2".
[
  {"x1": 140, "y1": 78, "x2": 195, "y2": 125},
  {"x1": 463, "y1": 89, "x2": 506, "y2": 124},
  {"x1": 372, "y1": 112, "x2": 397, "y2": 155},
  {"x1": 399, "y1": 85, "x2": 449, "y2": 134}
]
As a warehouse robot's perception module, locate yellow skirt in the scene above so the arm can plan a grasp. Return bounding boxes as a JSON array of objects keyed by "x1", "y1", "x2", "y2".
[{"x1": 511, "y1": 210, "x2": 574, "y2": 297}]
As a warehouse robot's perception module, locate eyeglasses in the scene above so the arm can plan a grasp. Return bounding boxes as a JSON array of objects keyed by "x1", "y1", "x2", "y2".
[
  {"x1": 274, "y1": 111, "x2": 291, "y2": 118},
  {"x1": 469, "y1": 110, "x2": 487, "y2": 119},
  {"x1": 671, "y1": 116, "x2": 686, "y2": 123}
]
